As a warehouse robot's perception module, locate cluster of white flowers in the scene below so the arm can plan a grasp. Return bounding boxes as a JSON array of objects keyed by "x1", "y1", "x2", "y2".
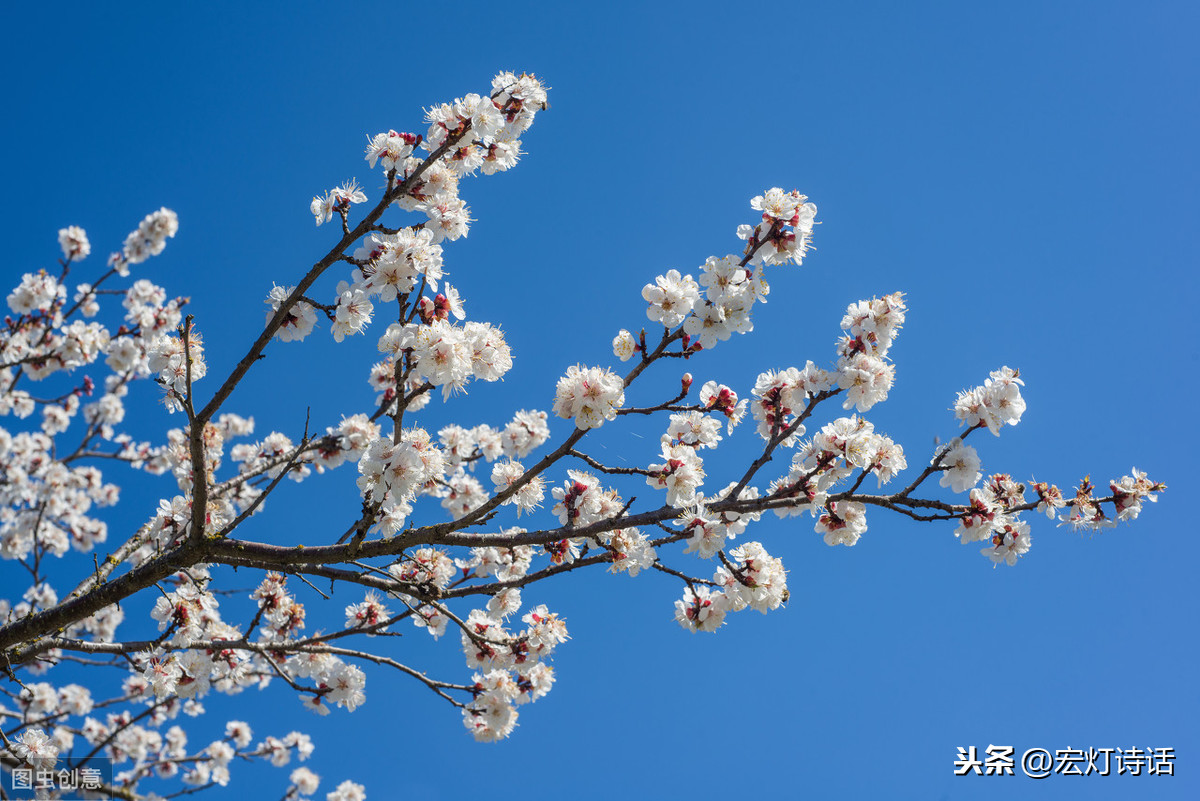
[
  {"x1": 380, "y1": 318, "x2": 512, "y2": 399},
  {"x1": 643, "y1": 269, "x2": 700, "y2": 328},
  {"x1": 424, "y1": 72, "x2": 546, "y2": 175},
  {"x1": 628, "y1": 190, "x2": 809, "y2": 360},
  {"x1": 437, "y1": 410, "x2": 551, "y2": 470},
  {"x1": 833, "y1": 293, "x2": 905, "y2": 413},
  {"x1": 552, "y1": 364, "x2": 625, "y2": 429},
  {"x1": 944, "y1": 473, "x2": 1031, "y2": 566},
  {"x1": 7, "y1": 271, "x2": 65, "y2": 315},
  {"x1": 463, "y1": 662, "x2": 554, "y2": 742},
  {"x1": 664, "y1": 410, "x2": 722, "y2": 448},
  {"x1": 413, "y1": 560, "x2": 563, "y2": 740},
  {"x1": 365, "y1": 129, "x2": 419, "y2": 171},
  {"x1": 311, "y1": 180, "x2": 368, "y2": 226},
  {"x1": 801, "y1": 416, "x2": 907, "y2": 490},
  {"x1": 1061, "y1": 469, "x2": 1164, "y2": 532},
  {"x1": 356, "y1": 429, "x2": 447, "y2": 533},
  {"x1": 70, "y1": 712, "x2": 313, "y2": 790},
  {"x1": 8, "y1": 727, "x2": 59, "y2": 768},
  {"x1": 389, "y1": 547, "x2": 458, "y2": 591},
  {"x1": 58, "y1": 225, "x2": 91, "y2": 261},
  {"x1": 739, "y1": 187, "x2": 818, "y2": 266},
  {"x1": 294, "y1": 655, "x2": 368, "y2": 716},
  {"x1": 459, "y1": 602, "x2": 560, "y2": 741},
  {"x1": 0, "y1": 430, "x2": 116, "y2": 559},
  {"x1": 265, "y1": 284, "x2": 318, "y2": 342},
  {"x1": 248, "y1": 572, "x2": 308, "y2": 642},
  {"x1": 116, "y1": 208, "x2": 179, "y2": 270},
  {"x1": 938, "y1": 439, "x2": 982, "y2": 493},
  {"x1": 550, "y1": 470, "x2": 624, "y2": 531},
  {"x1": 676, "y1": 483, "x2": 764, "y2": 559},
  {"x1": 954, "y1": 366, "x2": 1026, "y2": 435},
  {"x1": 491, "y1": 459, "x2": 545, "y2": 514},
  {"x1": 289, "y1": 74, "x2": 546, "y2": 358},
  {"x1": 750, "y1": 362, "x2": 834, "y2": 444},
  {"x1": 308, "y1": 414, "x2": 380, "y2": 472},
  {"x1": 599, "y1": 526, "x2": 656, "y2": 575},
  {"x1": 147, "y1": 326, "x2": 207, "y2": 413},
  {"x1": 674, "y1": 540, "x2": 787, "y2": 632},
  {"x1": 355, "y1": 227, "x2": 445, "y2": 299},
  {"x1": 361, "y1": 73, "x2": 546, "y2": 249},
  {"x1": 815, "y1": 500, "x2": 869, "y2": 547},
  {"x1": 647, "y1": 442, "x2": 706, "y2": 506}
]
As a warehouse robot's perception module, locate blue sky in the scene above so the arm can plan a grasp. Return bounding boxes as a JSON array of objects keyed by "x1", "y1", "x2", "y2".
[{"x1": 2, "y1": 1, "x2": 1197, "y2": 799}]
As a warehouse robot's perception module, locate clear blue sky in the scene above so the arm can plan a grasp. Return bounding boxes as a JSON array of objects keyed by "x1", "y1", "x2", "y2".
[{"x1": 3, "y1": 2, "x2": 1197, "y2": 799}]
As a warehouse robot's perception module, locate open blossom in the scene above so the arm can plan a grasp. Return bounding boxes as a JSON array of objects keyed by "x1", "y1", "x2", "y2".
[
  {"x1": 605, "y1": 527, "x2": 656, "y2": 576},
  {"x1": 955, "y1": 488, "x2": 999, "y2": 543},
  {"x1": 642, "y1": 269, "x2": 700, "y2": 327},
  {"x1": 355, "y1": 227, "x2": 444, "y2": 296},
  {"x1": 816, "y1": 501, "x2": 868, "y2": 546},
  {"x1": 552, "y1": 364, "x2": 625, "y2": 429},
  {"x1": 612, "y1": 329, "x2": 637, "y2": 361},
  {"x1": 389, "y1": 548, "x2": 457, "y2": 589},
  {"x1": 491, "y1": 460, "x2": 544, "y2": 514},
  {"x1": 836, "y1": 353, "x2": 894, "y2": 412},
  {"x1": 74, "y1": 282, "x2": 100, "y2": 316},
  {"x1": 464, "y1": 683, "x2": 519, "y2": 742},
  {"x1": 982, "y1": 520, "x2": 1032, "y2": 567},
  {"x1": 481, "y1": 139, "x2": 522, "y2": 174},
  {"x1": 752, "y1": 187, "x2": 806, "y2": 222},
  {"x1": 8, "y1": 271, "x2": 65, "y2": 314},
  {"x1": 421, "y1": 196, "x2": 472, "y2": 243},
  {"x1": 682, "y1": 300, "x2": 731, "y2": 350},
  {"x1": 938, "y1": 440, "x2": 981, "y2": 493},
  {"x1": 1031, "y1": 480, "x2": 1066, "y2": 518},
  {"x1": 345, "y1": 592, "x2": 390, "y2": 631},
  {"x1": 522, "y1": 604, "x2": 569, "y2": 659},
  {"x1": 674, "y1": 585, "x2": 728, "y2": 632},
  {"x1": 751, "y1": 369, "x2": 805, "y2": 443},
  {"x1": 289, "y1": 767, "x2": 320, "y2": 796},
  {"x1": 550, "y1": 470, "x2": 607, "y2": 527},
  {"x1": 743, "y1": 188, "x2": 817, "y2": 266},
  {"x1": 331, "y1": 280, "x2": 374, "y2": 342},
  {"x1": 869, "y1": 435, "x2": 907, "y2": 485},
  {"x1": 58, "y1": 226, "x2": 91, "y2": 260},
  {"x1": 266, "y1": 284, "x2": 317, "y2": 342},
  {"x1": 311, "y1": 180, "x2": 367, "y2": 225},
  {"x1": 647, "y1": 443, "x2": 705, "y2": 506},
  {"x1": 323, "y1": 663, "x2": 367, "y2": 712},
  {"x1": 365, "y1": 129, "x2": 419, "y2": 171},
  {"x1": 678, "y1": 503, "x2": 729, "y2": 558},
  {"x1": 11, "y1": 728, "x2": 58, "y2": 768},
  {"x1": 839, "y1": 292, "x2": 906, "y2": 358},
  {"x1": 715, "y1": 541, "x2": 788, "y2": 613},
  {"x1": 955, "y1": 366, "x2": 1025, "y2": 435},
  {"x1": 121, "y1": 207, "x2": 178, "y2": 264},
  {"x1": 663, "y1": 411, "x2": 722, "y2": 449},
  {"x1": 1109, "y1": 468, "x2": 1164, "y2": 522},
  {"x1": 357, "y1": 429, "x2": 445, "y2": 528},
  {"x1": 326, "y1": 779, "x2": 367, "y2": 801},
  {"x1": 501, "y1": 409, "x2": 550, "y2": 458},
  {"x1": 147, "y1": 329, "x2": 207, "y2": 411},
  {"x1": 699, "y1": 255, "x2": 752, "y2": 306},
  {"x1": 464, "y1": 321, "x2": 512, "y2": 382}
]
